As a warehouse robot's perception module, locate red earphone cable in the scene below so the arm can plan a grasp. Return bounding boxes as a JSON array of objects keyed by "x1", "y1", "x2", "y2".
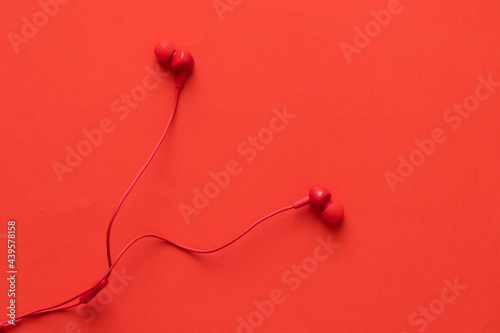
[
  {"x1": 1, "y1": 87, "x2": 183, "y2": 331},
  {"x1": 110, "y1": 205, "x2": 294, "y2": 258},
  {"x1": 0, "y1": 86, "x2": 296, "y2": 330},
  {"x1": 7, "y1": 302, "x2": 81, "y2": 327},
  {"x1": 105, "y1": 86, "x2": 181, "y2": 268},
  {"x1": 1, "y1": 205, "x2": 294, "y2": 330}
]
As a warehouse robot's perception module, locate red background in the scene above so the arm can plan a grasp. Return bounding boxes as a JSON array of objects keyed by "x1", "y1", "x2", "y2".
[{"x1": 1, "y1": 1, "x2": 499, "y2": 332}]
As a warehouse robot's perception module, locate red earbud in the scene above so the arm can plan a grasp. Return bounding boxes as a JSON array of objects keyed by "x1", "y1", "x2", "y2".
[
  {"x1": 154, "y1": 40, "x2": 194, "y2": 88},
  {"x1": 293, "y1": 186, "x2": 344, "y2": 223},
  {"x1": 154, "y1": 40, "x2": 176, "y2": 62}
]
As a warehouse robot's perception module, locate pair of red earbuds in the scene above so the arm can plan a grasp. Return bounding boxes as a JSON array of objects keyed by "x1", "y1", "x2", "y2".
[
  {"x1": 154, "y1": 40, "x2": 194, "y2": 87},
  {"x1": 0, "y1": 40, "x2": 343, "y2": 332}
]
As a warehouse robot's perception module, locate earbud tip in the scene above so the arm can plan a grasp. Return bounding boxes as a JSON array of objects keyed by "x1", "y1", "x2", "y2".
[
  {"x1": 309, "y1": 186, "x2": 332, "y2": 211},
  {"x1": 154, "y1": 40, "x2": 176, "y2": 62},
  {"x1": 321, "y1": 200, "x2": 344, "y2": 223},
  {"x1": 170, "y1": 49, "x2": 195, "y2": 72}
]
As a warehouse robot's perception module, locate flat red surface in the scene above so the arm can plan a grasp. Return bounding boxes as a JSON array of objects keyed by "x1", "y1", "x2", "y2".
[{"x1": 1, "y1": 1, "x2": 499, "y2": 332}]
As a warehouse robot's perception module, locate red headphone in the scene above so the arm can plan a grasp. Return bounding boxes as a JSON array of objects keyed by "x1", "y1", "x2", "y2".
[{"x1": 0, "y1": 40, "x2": 343, "y2": 332}]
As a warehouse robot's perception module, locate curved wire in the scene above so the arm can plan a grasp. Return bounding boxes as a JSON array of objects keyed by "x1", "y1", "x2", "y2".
[
  {"x1": 105, "y1": 87, "x2": 181, "y2": 267},
  {"x1": 0, "y1": 74, "x2": 302, "y2": 333},
  {"x1": 0, "y1": 87, "x2": 183, "y2": 331},
  {"x1": 110, "y1": 205, "x2": 294, "y2": 263},
  {"x1": 1, "y1": 301, "x2": 81, "y2": 329},
  {"x1": 0, "y1": 204, "x2": 294, "y2": 330},
  {"x1": 0, "y1": 85, "x2": 297, "y2": 330}
]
